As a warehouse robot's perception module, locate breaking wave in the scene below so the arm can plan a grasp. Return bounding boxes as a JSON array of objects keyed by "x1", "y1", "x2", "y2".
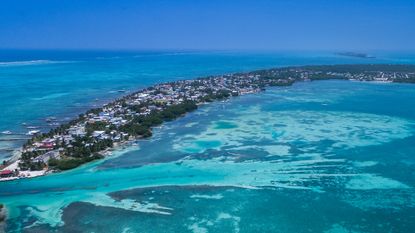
[{"x1": 0, "y1": 60, "x2": 73, "y2": 67}]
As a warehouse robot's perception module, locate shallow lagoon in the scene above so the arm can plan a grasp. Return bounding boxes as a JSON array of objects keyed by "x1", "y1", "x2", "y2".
[
  {"x1": 1, "y1": 80, "x2": 415, "y2": 233},
  {"x1": 1, "y1": 50, "x2": 414, "y2": 161}
]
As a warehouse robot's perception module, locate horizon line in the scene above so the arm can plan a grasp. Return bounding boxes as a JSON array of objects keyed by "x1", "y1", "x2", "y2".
[{"x1": 1, "y1": 48, "x2": 415, "y2": 53}]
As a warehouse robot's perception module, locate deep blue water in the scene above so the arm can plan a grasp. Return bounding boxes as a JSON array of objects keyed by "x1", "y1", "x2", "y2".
[{"x1": 0, "y1": 51, "x2": 415, "y2": 233}]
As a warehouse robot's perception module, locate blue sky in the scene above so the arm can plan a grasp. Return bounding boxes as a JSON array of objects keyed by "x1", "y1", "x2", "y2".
[{"x1": 1, "y1": 0, "x2": 414, "y2": 51}]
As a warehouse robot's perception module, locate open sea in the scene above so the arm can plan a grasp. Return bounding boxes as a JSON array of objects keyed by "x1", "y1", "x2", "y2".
[{"x1": 0, "y1": 50, "x2": 415, "y2": 232}]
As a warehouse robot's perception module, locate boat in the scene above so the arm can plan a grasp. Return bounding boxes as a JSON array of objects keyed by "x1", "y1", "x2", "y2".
[
  {"x1": 26, "y1": 126, "x2": 39, "y2": 129},
  {"x1": 1, "y1": 131, "x2": 12, "y2": 135},
  {"x1": 26, "y1": 130, "x2": 40, "y2": 136},
  {"x1": 45, "y1": 117, "x2": 57, "y2": 122}
]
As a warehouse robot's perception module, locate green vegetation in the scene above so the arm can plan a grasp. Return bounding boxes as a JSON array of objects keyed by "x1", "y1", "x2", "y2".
[
  {"x1": 48, "y1": 154, "x2": 103, "y2": 170},
  {"x1": 119, "y1": 122, "x2": 152, "y2": 138},
  {"x1": 18, "y1": 160, "x2": 44, "y2": 171},
  {"x1": 159, "y1": 100, "x2": 198, "y2": 121},
  {"x1": 309, "y1": 73, "x2": 346, "y2": 81},
  {"x1": 19, "y1": 100, "x2": 198, "y2": 171},
  {"x1": 201, "y1": 90, "x2": 232, "y2": 102},
  {"x1": 85, "y1": 121, "x2": 107, "y2": 134},
  {"x1": 67, "y1": 138, "x2": 113, "y2": 158},
  {"x1": 121, "y1": 100, "x2": 198, "y2": 137}
]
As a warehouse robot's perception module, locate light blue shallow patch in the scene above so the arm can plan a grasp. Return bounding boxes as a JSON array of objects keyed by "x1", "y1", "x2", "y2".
[
  {"x1": 213, "y1": 121, "x2": 238, "y2": 129},
  {"x1": 173, "y1": 109, "x2": 414, "y2": 154}
]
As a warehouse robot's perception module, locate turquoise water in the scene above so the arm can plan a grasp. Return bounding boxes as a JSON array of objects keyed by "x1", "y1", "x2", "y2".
[
  {"x1": 1, "y1": 51, "x2": 415, "y2": 232},
  {"x1": 1, "y1": 50, "x2": 414, "y2": 161}
]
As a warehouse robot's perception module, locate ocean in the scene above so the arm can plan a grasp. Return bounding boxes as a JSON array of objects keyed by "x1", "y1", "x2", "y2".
[{"x1": 0, "y1": 51, "x2": 415, "y2": 232}]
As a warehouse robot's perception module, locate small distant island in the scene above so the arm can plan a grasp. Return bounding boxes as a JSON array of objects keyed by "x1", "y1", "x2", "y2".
[
  {"x1": 335, "y1": 52, "x2": 375, "y2": 59},
  {"x1": 1, "y1": 64, "x2": 415, "y2": 181}
]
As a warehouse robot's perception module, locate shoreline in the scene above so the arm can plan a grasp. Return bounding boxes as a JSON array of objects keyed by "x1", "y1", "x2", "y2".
[
  {"x1": 0, "y1": 134, "x2": 141, "y2": 182},
  {"x1": 1, "y1": 64, "x2": 415, "y2": 182}
]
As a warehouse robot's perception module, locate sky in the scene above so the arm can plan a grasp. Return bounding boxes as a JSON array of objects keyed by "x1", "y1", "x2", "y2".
[{"x1": 0, "y1": 0, "x2": 414, "y2": 51}]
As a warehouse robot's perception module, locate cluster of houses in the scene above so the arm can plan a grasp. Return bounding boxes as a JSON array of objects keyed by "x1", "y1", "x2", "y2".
[
  {"x1": 327, "y1": 71, "x2": 414, "y2": 82},
  {"x1": 1, "y1": 65, "x2": 414, "y2": 179},
  {"x1": 8, "y1": 72, "x2": 292, "y2": 172}
]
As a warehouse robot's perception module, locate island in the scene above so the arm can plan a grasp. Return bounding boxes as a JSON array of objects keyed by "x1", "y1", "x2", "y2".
[
  {"x1": 335, "y1": 52, "x2": 375, "y2": 59},
  {"x1": 1, "y1": 64, "x2": 415, "y2": 181}
]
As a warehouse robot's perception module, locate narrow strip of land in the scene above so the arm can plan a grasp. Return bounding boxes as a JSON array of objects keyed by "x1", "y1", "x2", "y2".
[{"x1": 1, "y1": 64, "x2": 415, "y2": 181}]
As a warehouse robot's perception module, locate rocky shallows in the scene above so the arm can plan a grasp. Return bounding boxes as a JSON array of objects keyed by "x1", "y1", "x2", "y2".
[
  {"x1": 0, "y1": 203, "x2": 5, "y2": 230},
  {"x1": 1, "y1": 64, "x2": 415, "y2": 181}
]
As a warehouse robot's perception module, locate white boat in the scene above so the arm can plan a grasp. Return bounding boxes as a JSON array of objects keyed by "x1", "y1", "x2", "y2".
[
  {"x1": 1, "y1": 131, "x2": 12, "y2": 135},
  {"x1": 45, "y1": 117, "x2": 57, "y2": 122},
  {"x1": 26, "y1": 130, "x2": 40, "y2": 136}
]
